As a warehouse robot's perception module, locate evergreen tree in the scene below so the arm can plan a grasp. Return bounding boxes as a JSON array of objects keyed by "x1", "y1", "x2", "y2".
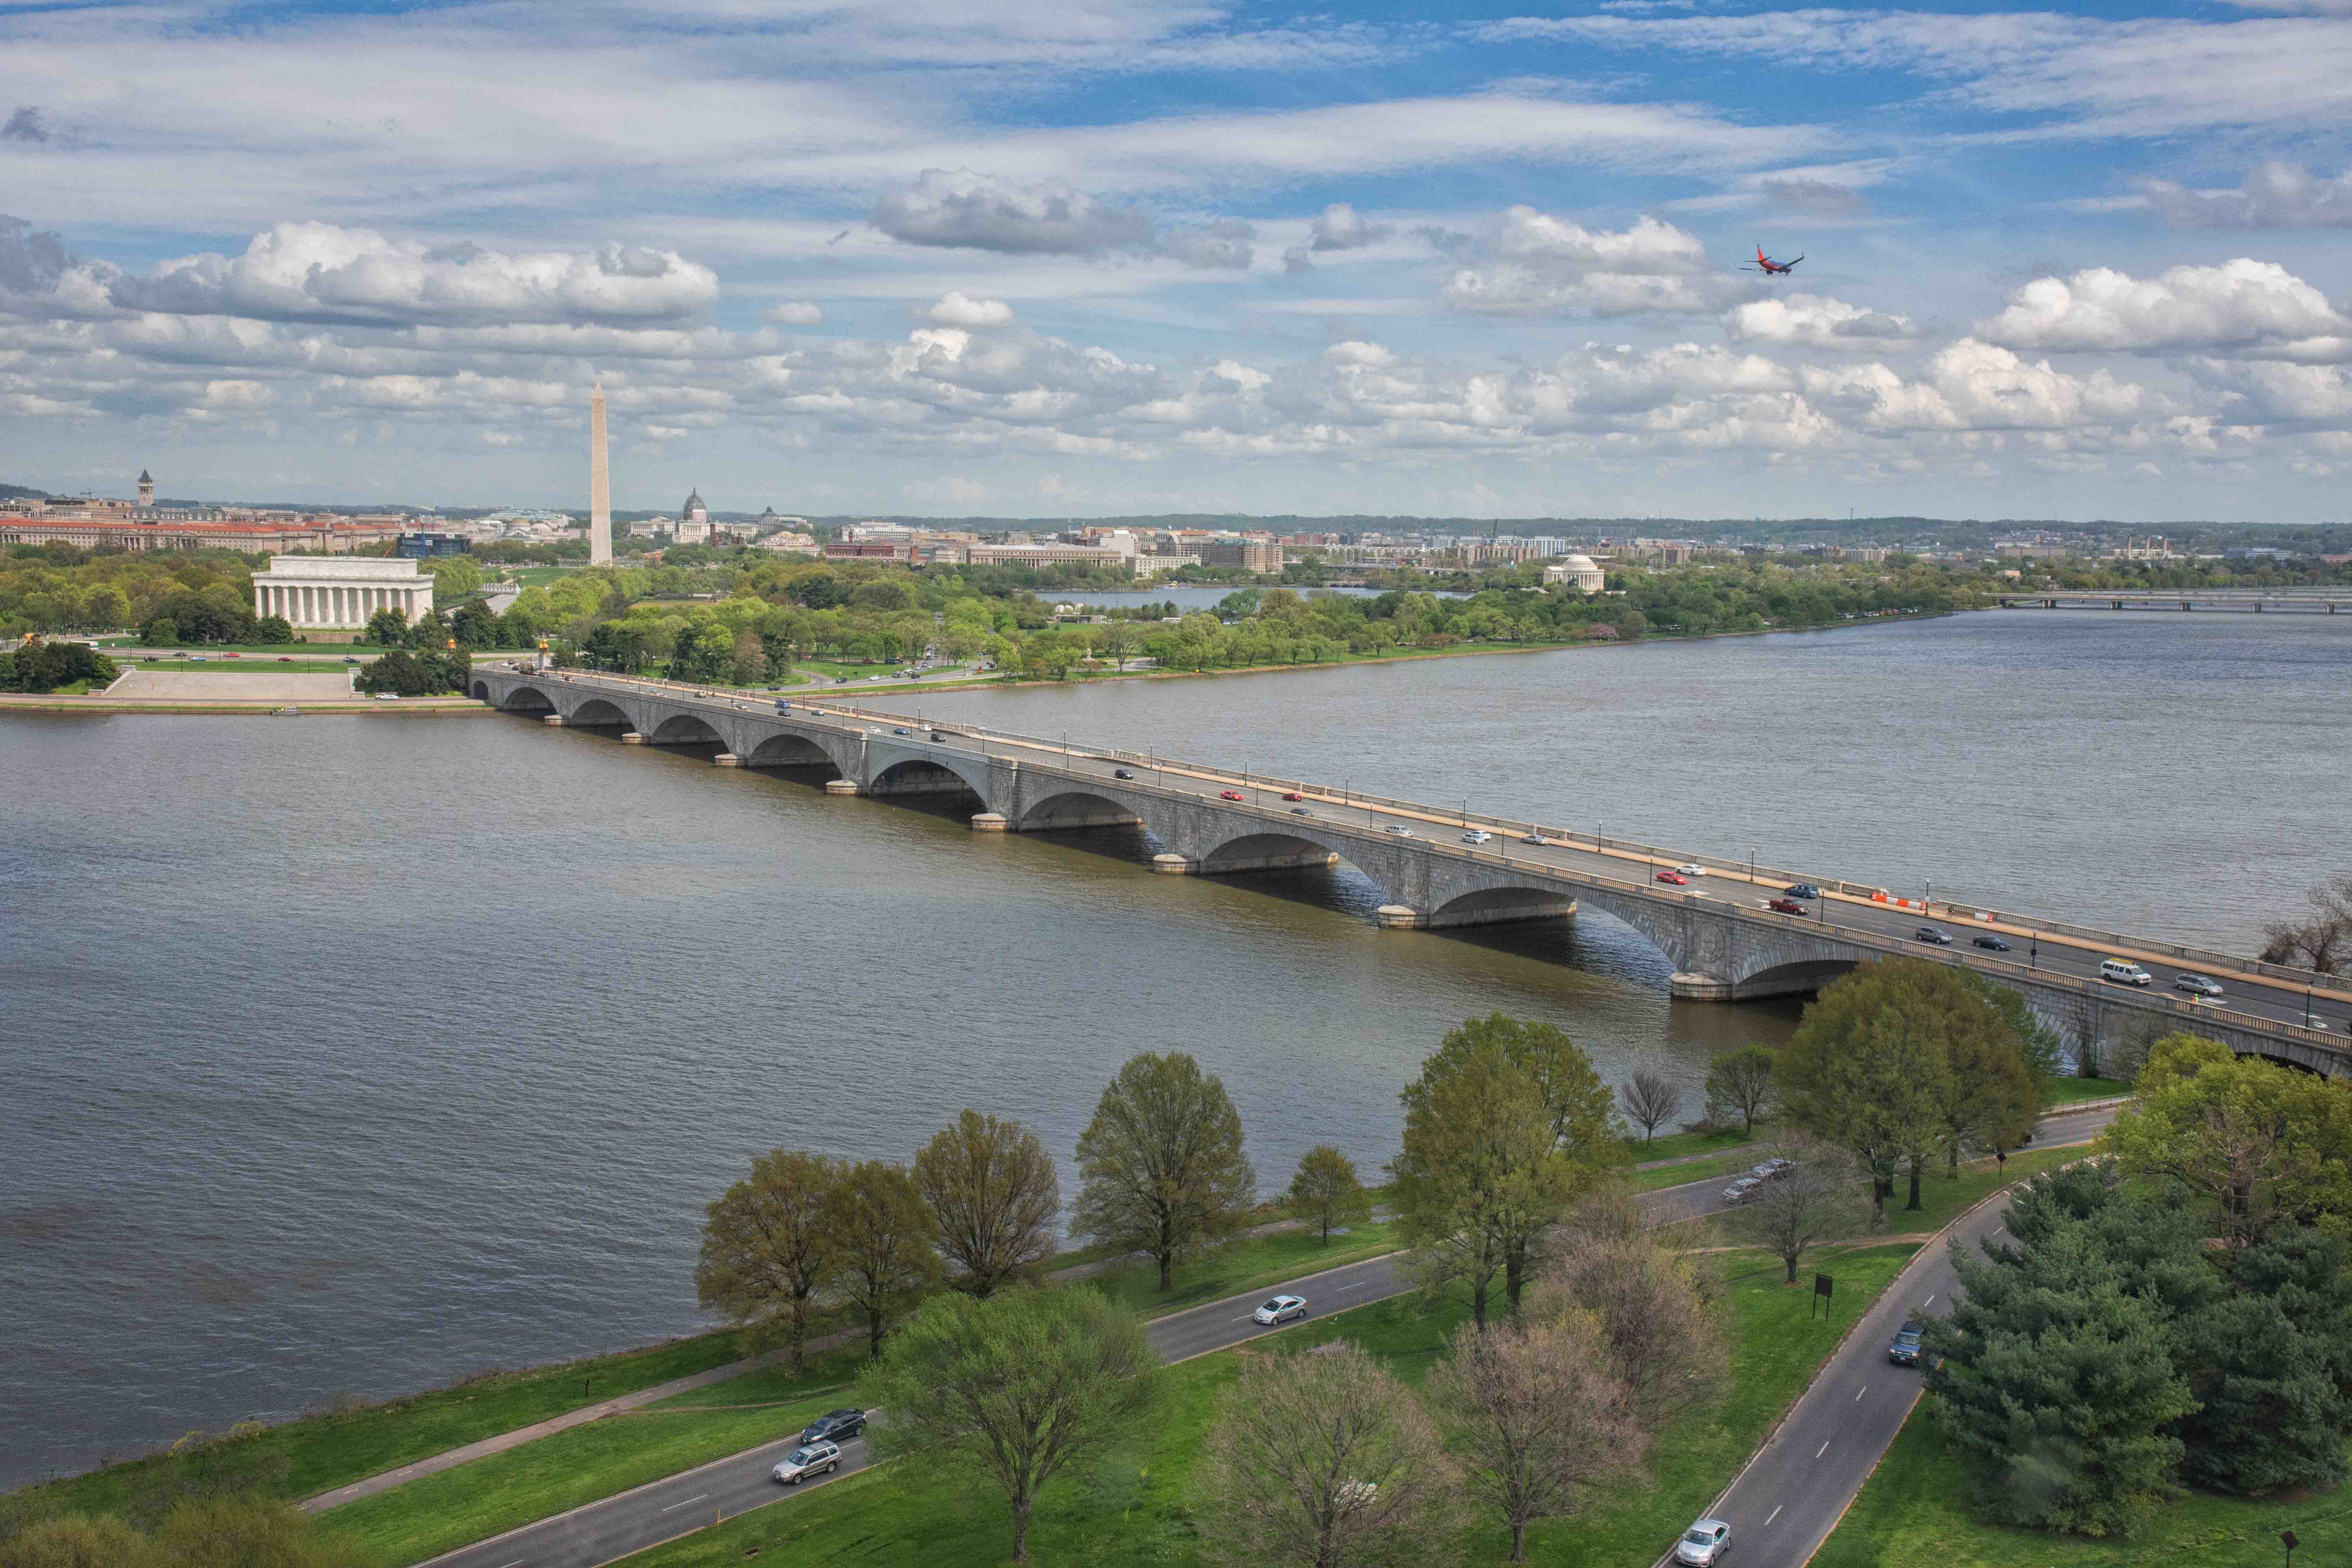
[{"x1": 2180, "y1": 1228, "x2": 2352, "y2": 1496}]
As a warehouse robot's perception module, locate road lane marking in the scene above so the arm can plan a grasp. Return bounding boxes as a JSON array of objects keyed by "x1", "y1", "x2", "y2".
[
  {"x1": 659, "y1": 1495, "x2": 708, "y2": 1512},
  {"x1": 1765, "y1": 1506, "x2": 1781, "y2": 1525},
  {"x1": 1854, "y1": 1385, "x2": 1867, "y2": 1400},
  {"x1": 1815, "y1": 1442, "x2": 1830, "y2": 1458},
  {"x1": 1924, "y1": 1294, "x2": 1935, "y2": 1306}
]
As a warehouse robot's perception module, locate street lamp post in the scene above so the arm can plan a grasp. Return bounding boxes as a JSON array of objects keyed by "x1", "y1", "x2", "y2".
[{"x1": 2308, "y1": 987, "x2": 2317, "y2": 1029}]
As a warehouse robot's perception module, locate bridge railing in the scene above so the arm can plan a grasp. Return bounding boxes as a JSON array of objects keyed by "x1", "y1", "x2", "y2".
[{"x1": 508, "y1": 673, "x2": 2352, "y2": 1009}]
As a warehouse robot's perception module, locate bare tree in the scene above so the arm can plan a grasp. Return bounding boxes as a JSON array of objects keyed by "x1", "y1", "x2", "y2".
[
  {"x1": 913, "y1": 1110, "x2": 1060, "y2": 1298},
  {"x1": 1533, "y1": 1233, "x2": 1725, "y2": 1425},
  {"x1": 1703, "y1": 1044, "x2": 1777, "y2": 1134},
  {"x1": 1074, "y1": 1052, "x2": 1257, "y2": 1292},
  {"x1": 1619, "y1": 1071, "x2": 1681, "y2": 1145},
  {"x1": 1424, "y1": 1314, "x2": 1643, "y2": 1562},
  {"x1": 694, "y1": 1149, "x2": 844, "y2": 1367},
  {"x1": 2261, "y1": 875, "x2": 2352, "y2": 976},
  {"x1": 1190, "y1": 1341, "x2": 1461, "y2": 1568},
  {"x1": 1723, "y1": 1138, "x2": 1867, "y2": 1284}
]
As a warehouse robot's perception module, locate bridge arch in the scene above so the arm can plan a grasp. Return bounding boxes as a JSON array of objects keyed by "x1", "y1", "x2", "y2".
[
  {"x1": 1427, "y1": 884, "x2": 1581, "y2": 930},
  {"x1": 648, "y1": 712, "x2": 726, "y2": 745},
  {"x1": 1196, "y1": 828, "x2": 1364, "y2": 881},
  {"x1": 1727, "y1": 956, "x2": 1860, "y2": 1000},
  {"x1": 567, "y1": 697, "x2": 633, "y2": 728},
  {"x1": 1015, "y1": 788, "x2": 1147, "y2": 833},
  {"x1": 470, "y1": 679, "x2": 490, "y2": 700},
  {"x1": 744, "y1": 732, "x2": 840, "y2": 769},
  {"x1": 870, "y1": 752, "x2": 995, "y2": 801},
  {"x1": 500, "y1": 684, "x2": 556, "y2": 712}
]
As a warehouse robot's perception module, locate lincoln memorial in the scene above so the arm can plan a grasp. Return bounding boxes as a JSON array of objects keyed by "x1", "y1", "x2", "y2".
[{"x1": 253, "y1": 556, "x2": 433, "y2": 629}]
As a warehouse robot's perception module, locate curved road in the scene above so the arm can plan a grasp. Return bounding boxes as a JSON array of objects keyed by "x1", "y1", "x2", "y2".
[{"x1": 418, "y1": 1105, "x2": 2117, "y2": 1568}]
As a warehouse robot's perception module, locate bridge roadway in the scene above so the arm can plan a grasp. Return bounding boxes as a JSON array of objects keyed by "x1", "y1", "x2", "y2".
[
  {"x1": 472, "y1": 666, "x2": 2351, "y2": 1071},
  {"x1": 1999, "y1": 587, "x2": 2352, "y2": 612}
]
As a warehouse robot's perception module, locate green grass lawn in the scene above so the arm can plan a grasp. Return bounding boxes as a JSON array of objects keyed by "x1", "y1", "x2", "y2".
[
  {"x1": 1630, "y1": 1127, "x2": 1764, "y2": 1165},
  {"x1": 606, "y1": 1243, "x2": 1925, "y2": 1568},
  {"x1": 1631, "y1": 1154, "x2": 1759, "y2": 1193},
  {"x1": 12, "y1": 1329, "x2": 751, "y2": 1519},
  {"x1": 1079, "y1": 1221, "x2": 1400, "y2": 1318},
  {"x1": 2043, "y1": 1074, "x2": 2133, "y2": 1106},
  {"x1": 309, "y1": 1348, "x2": 868, "y2": 1567},
  {"x1": 1815, "y1": 1398, "x2": 2352, "y2": 1568}
]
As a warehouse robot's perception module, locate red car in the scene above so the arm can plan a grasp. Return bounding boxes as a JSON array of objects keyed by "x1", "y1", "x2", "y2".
[
  {"x1": 1220, "y1": 790, "x2": 1246, "y2": 802},
  {"x1": 1656, "y1": 870, "x2": 1688, "y2": 886},
  {"x1": 1767, "y1": 897, "x2": 1808, "y2": 915},
  {"x1": 1281, "y1": 792, "x2": 1305, "y2": 802}
]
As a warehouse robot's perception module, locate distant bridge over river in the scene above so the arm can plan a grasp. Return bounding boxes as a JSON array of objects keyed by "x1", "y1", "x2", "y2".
[
  {"x1": 472, "y1": 666, "x2": 2352, "y2": 1077},
  {"x1": 1999, "y1": 588, "x2": 2352, "y2": 613}
]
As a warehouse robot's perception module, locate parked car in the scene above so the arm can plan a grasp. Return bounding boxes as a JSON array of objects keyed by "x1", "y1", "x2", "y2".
[
  {"x1": 1915, "y1": 925, "x2": 1953, "y2": 945},
  {"x1": 770, "y1": 1442, "x2": 841, "y2": 1485},
  {"x1": 1463, "y1": 829, "x2": 1493, "y2": 844},
  {"x1": 1674, "y1": 1519, "x2": 1733, "y2": 1566},
  {"x1": 1113, "y1": 768, "x2": 1134, "y2": 779},
  {"x1": 1752, "y1": 1157, "x2": 1796, "y2": 1181},
  {"x1": 372, "y1": 693, "x2": 400, "y2": 701},
  {"x1": 2100, "y1": 958, "x2": 2153, "y2": 987},
  {"x1": 1656, "y1": 870, "x2": 1688, "y2": 886},
  {"x1": 2175, "y1": 972, "x2": 2225, "y2": 998},
  {"x1": 1674, "y1": 863, "x2": 1707, "y2": 878},
  {"x1": 342, "y1": 655, "x2": 359, "y2": 664},
  {"x1": 1721, "y1": 1176, "x2": 1763, "y2": 1204},
  {"x1": 1766, "y1": 897, "x2": 1807, "y2": 915},
  {"x1": 1252, "y1": 1294, "x2": 1308, "y2": 1326},
  {"x1": 1281, "y1": 791, "x2": 1306, "y2": 802},
  {"x1": 1787, "y1": 883, "x2": 1821, "y2": 899},
  {"x1": 1220, "y1": 790, "x2": 1246, "y2": 802},
  {"x1": 1971, "y1": 934, "x2": 2012, "y2": 951},
  {"x1": 277, "y1": 656, "x2": 292, "y2": 663},
  {"x1": 800, "y1": 1408, "x2": 866, "y2": 1445},
  {"x1": 1887, "y1": 1320, "x2": 1925, "y2": 1366}
]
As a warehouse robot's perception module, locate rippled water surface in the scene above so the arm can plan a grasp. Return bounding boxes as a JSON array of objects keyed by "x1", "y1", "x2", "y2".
[{"x1": 3, "y1": 609, "x2": 2345, "y2": 1486}]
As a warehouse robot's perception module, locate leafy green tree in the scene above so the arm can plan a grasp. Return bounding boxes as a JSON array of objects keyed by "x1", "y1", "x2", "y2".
[
  {"x1": 2180, "y1": 1226, "x2": 2352, "y2": 1495},
  {"x1": 0, "y1": 640, "x2": 116, "y2": 693},
  {"x1": 1287, "y1": 1145, "x2": 1372, "y2": 1245},
  {"x1": 670, "y1": 621, "x2": 734, "y2": 682},
  {"x1": 1392, "y1": 1045, "x2": 1572, "y2": 1325},
  {"x1": 1073, "y1": 1052, "x2": 1256, "y2": 1291},
  {"x1": 1781, "y1": 961, "x2": 1960, "y2": 1219},
  {"x1": 139, "y1": 1497, "x2": 366, "y2": 1568},
  {"x1": 143, "y1": 614, "x2": 178, "y2": 647},
  {"x1": 2107, "y1": 1034, "x2": 2352, "y2": 1249},
  {"x1": 861, "y1": 1289, "x2": 1158, "y2": 1564},
  {"x1": 1703, "y1": 1044, "x2": 1777, "y2": 1134},
  {"x1": 821, "y1": 1159, "x2": 942, "y2": 1358},
  {"x1": 694, "y1": 1149, "x2": 844, "y2": 1367},
  {"x1": 252, "y1": 615, "x2": 296, "y2": 645},
  {"x1": 1192, "y1": 1339, "x2": 1460, "y2": 1568},
  {"x1": 0, "y1": 1512, "x2": 149, "y2": 1568},
  {"x1": 362, "y1": 606, "x2": 406, "y2": 645},
  {"x1": 913, "y1": 1110, "x2": 1060, "y2": 1298},
  {"x1": 1408, "y1": 1014, "x2": 1624, "y2": 1175},
  {"x1": 399, "y1": 608, "x2": 452, "y2": 650}
]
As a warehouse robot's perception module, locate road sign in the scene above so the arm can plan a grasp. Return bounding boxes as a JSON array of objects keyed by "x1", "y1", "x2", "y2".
[{"x1": 1813, "y1": 1272, "x2": 1835, "y2": 1320}]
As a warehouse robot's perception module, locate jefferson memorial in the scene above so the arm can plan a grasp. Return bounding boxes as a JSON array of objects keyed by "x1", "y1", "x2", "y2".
[{"x1": 253, "y1": 556, "x2": 433, "y2": 629}]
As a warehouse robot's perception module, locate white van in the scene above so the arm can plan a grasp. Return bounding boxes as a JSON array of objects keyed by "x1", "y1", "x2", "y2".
[{"x1": 2099, "y1": 959, "x2": 2153, "y2": 987}]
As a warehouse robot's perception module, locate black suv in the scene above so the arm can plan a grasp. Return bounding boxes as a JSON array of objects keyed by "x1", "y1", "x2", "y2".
[
  {"x1": 800, "y1": 1408, "x2": 866, "y2": 1444},
  {"x1": 1887, "y1": 1321, "x2": 1924, "y2": 1366}
]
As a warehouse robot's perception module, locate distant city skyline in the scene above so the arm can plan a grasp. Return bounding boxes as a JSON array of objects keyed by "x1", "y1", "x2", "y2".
[{"x1": 3, "y1": 0, "x2": 2350, "y2": 520}]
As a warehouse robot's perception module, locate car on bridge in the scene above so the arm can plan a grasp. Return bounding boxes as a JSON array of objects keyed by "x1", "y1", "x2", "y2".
[
  {"x1": 1656, "y1": 870, "x2": 1688, "y2": 886},
  {"x1": 1220, "y1": 790, "x2": 1246, "y2": 801},
  {"x1": 891, "y1": 726, "x2": 911, "y2": 735},
  {"x1": 1788, "y1": 882, "x2": 1821, "y2": 898},
  {"x1": 1290, "y1": 807, "x2": 1315, "y2": 817},
  {"x1": 1972, "y1": 934, "x2": 2012, "y2": 951},
  {"x1": 1385, "y1": 825, "x2": 1414, "y2": 837},
  {"x1": 2175, "y1": 972, "x2": 2225, "y2": 998},
  {"x1": 1114, "y1": 768, "x2": 1134, "y2": 779},
  {"x1": 1463, "y1": 829, "x2": 1492, "y2": 844},
  {"x1": 772, "y1": 1442, "x2": 842, "y2": 1485},
  {"x1": 1674, "y1": 863, "x2": 1707, "y2": 877},
  {"x1": 2100, "y1": 959, "x2": 2153, "y2": 987},
  {"x1": 1766, "y1": 897, "x2": 1807, "y2": 915},
  {"x1": 1521, "y1": 832, "x2": 1551, "y2": 846},
  {"x1": 1281, "y1": 791, "x2": 1306, "y2": 801},
  {"x1": 1915, "y1": 924, "x2": 1953, "y2": 945}
]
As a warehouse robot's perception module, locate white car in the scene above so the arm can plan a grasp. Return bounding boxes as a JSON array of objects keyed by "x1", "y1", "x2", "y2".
[
  {"x1": 1253, "y1": 1294, "x2": 1308, "y2": 1326},
  {"x1": 1674, "y1": 863, "x2": 1707, "y2": 878},
  {"x1": 1721, "y1": 1176, "x2": 1764, "y2": 1205},
  {"x1": 1462, "y1": 829, "x2": 1493, "y2": 844},
  {"x1": 1385, "y1": 825, "x2": 1414, "y2": 837},
  {"x1": 1675, "y1": 1518, "x2": 1733, "y2": 1566},
  {"x1": 372, "y1": 693, "x2": 401, "y2": 701},
  {"x1": 771, "y1": 1441, "x2": 842, "y2": 1485}
]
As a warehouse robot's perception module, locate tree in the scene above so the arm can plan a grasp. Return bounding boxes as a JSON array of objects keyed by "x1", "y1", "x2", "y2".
[
  {"x1": 1190, "y1": 1341, "x2": 1459, "y2": 1568},
  {"x1": 2260, "y1": 875, "x2": 2352, "y2": 975},
  {"x1": 1391, "y1": 1045, "x2": 1569, "y2": 1326},
  {"x1": 143, "y1": 614, "x2": 178, "y2": 647},
  {"x1": 1780, "y1": 961, "x2": 1957, "y2": 1221},
  {"x1": 1287, "y1": 1145, "x2": 1372, "y2": 1245},
  {"x1": 363, "y1": 606, "x2": 406, "y2": 646},
  {"x1": 913, "y1": 1110, "x2": 1059, "y2": 1297},
  {"x1": 1703, "y1": 1045, "x2": 1776, "y2": 1134},
  {"x1": 1073, "y1": 1052, "x2": 1257, "y2": 1292},
  {"x1": 1424, "y1": 1313, "x2": 1641, "y2": 1562},
  {"x1": 138, "y1": 1497, "x2": 366, "y2": 1568},
  {"x1": 0, "y1": 1514, "x2": 148, "y2": 1568},
  {"x1": 822, "y1": 1160, "x2": 942, "y2": 1358},
  {"x1": 2106, "y1": 1034, "x2": 2352, "y2": 1250},
  {"x1": 253, "y1": 614, "x2": 296, "y2": 645},
  {"x1": 1619, "y1": 1070, "x2": 1681, "y2": 1145},
  {"x1": 862, "y1": 1289, "x2": 1158, "y2": 1563},
  {"x1": 354, "y1": 648, "x2": 459, "y2": 696},
  {"x1": 694, "y1": 1149, "x2": 843, "y2": 1367},
  {"x1": 1533, "y1": 1232, "x2": 1724, "y2": 1425},
  {"x1": 2179, "y1": 1226, "x2": 2352, "y2": 1496},
  {"x1": 1724, "y1": 1137, "x2": 1867, "y2": 1284},
  {"x1": 1411, "y1": 1014, "x2": 1623, "y2": 1172}
]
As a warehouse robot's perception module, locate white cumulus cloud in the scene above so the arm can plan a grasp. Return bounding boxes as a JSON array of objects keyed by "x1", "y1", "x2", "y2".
[
  {"x1": 927, "y1": 291, "x2": 1017, "y2": 327},
  {"x1": 1441, "y1": 209, "x2": 1747, "y2": 318},
  {"x1": 1309, "y1": 203, "x2": 1393, "y2": 252},
  {"x1": 1974, "y1": 259, "x2": 2348, "y2": 358},
  {"x1": 2140, "y1": 162, "x2": 2352, "y2": 228},
  {"x1": 761, "y1": 302, "x2": 825, "y2": 326},
  {"x1": 870, "y1": 170, "x2": 1154, "y2": 255},
  {"x1": 1725, "y1": 293, "x2": 1919, "y2": 349}
]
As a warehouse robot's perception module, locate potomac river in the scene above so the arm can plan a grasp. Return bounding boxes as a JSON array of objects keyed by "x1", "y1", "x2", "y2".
[{"x1": 2, "y1": 609, "x2": 2345, "y2": 1488}]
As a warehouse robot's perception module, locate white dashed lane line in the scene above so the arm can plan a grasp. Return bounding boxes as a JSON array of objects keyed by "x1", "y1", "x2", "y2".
[
  {"x1": 658, "y1": 1495, "x2": 708, "y2": 1512},
  {"x1": 1765, "y1": 1506, "x2": 1782, "y2": 1525},
  {"x1": 1815, "y1": 1442, "x2": 1831, "y2": 1459}
]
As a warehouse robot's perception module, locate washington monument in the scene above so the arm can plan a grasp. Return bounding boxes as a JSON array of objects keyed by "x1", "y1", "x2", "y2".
[{"x1": 588, "y1": 382, "x2": 612, "y2": 565}]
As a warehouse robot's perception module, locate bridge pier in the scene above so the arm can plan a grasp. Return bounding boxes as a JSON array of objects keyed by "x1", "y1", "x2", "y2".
[
  {"x1": 970, "y1": 813, "x2": 1010, "y2": 832},
  {"x1": 824, "y1": 779, "x2": 862, "y2": 795},
  {"x1": 541, "y1": 714, "x2": 565, "y2": 726},
  {"x1": 1378, "y1": 897, "x2": 1578, "y2": 931},
  {"x1": 1670, "y1": 972, "x2": 1735, "y2": 1001},
  {"x1": 621, "y1": 731, "x2": 645, "y2": 744},
  {"x1": 712, "y1": 753, "x2": 742, "y2": 767},
  {"x1": 1201, "y1": 846, "x2": 1342, "y2": 874},
  {"x1": 1151, "y1": 853, "x2": 1199, "y2": 874}
]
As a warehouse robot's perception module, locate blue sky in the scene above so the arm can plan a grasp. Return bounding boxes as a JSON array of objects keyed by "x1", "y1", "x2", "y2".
[{"x1": 3, "y1": 0, "x2": 2350, "y2": 520}]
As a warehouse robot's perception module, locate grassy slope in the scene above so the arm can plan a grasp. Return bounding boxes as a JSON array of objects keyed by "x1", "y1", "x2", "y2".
[
  {"x1": 1631, "y1": 1128, "x2": 1765, "y2": 1164},
  {"x1": 603, "y1": 1244, "x2": 1924, "y2": 1568},
  {"x1": 2043, "y1": 1075, "x2": 2133, "y2": 1106},
  {"x1": 1815, "y1": 1400, "x2": 2352, "y2": 1568},
  {"x1": 1077, "y1": 1222, "x2": 1400, "y2": 1316}
]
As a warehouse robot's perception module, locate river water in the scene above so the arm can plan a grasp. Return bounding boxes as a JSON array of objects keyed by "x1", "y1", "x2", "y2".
[{"x1": 3, "y1": 610, "x2": 2346, "y2": 1487}]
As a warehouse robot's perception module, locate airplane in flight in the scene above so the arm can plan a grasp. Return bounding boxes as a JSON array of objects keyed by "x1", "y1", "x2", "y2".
[{"x1": 1742, "y1": 244, "x2": 1803, "y2": 275}]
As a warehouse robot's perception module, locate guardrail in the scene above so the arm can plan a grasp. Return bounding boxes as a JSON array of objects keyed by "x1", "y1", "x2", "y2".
[{"x1": 494, "y1": 672, "x2": 2352, "y2": 1009}]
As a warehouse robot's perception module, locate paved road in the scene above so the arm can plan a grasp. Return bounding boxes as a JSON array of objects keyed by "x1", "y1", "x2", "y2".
[
  {"x1": 416, "y1": 1114, "x2": 2119, "y2": 1568},
  {"x1": 522, "y1": 671, "x2": 2350, "y2": 1042},
  {"x1": 1660, "y1": 1102, "x2": 2122, "y2": 1568}
]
